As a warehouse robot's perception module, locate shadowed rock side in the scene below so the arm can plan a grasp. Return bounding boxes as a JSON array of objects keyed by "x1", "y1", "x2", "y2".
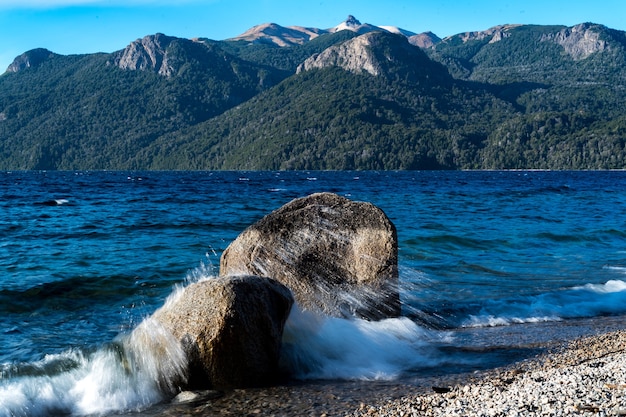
[
  {"x1": 6, "y1": 48, "x2": 58, "y2": 73},
  {"x1": 149, "y1": 275, "x2": 294, "y2": 390},
  {"x1": 220, "y1": 192, "x2": 400, "y2": 320}
]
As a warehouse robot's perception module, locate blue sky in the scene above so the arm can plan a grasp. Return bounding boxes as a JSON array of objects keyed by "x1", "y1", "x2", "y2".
[{"x1": 1, "y1": 0, "x2": 625, "y2": 72}]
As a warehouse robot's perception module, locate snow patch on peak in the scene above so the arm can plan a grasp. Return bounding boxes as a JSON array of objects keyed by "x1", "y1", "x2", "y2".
[
  {"x1": 230, "y1": 15, "x2": 435, "y2": 49},
  {"x1": 379, "y1": 26, "x2": 417, "y2": 37},
  {"x1": 331, "y1": 15, "x2": 379, "y2": 35}
]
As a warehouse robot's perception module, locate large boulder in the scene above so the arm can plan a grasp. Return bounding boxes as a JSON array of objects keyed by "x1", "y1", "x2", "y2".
[
  {"x1": 220, "y1": 192, "x2": 399, "y2": 320},
  {"x1": 148, "y1": 275, "x2": 294, "y2": 390}
]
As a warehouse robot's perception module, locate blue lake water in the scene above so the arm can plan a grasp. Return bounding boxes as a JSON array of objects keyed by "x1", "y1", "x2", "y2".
[{"x1": 1, "y1": 170, "x2": 626, "y2": 416}]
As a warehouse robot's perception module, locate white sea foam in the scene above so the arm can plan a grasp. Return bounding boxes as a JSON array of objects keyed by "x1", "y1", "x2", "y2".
[
  {"x1": 4, "y1": 273, "x2": 625, "y2": 415},
  {"x1": 575, "y1": 278, "x2": 626, "y2": 292},
  {"x1": 463, "y1": 279, "x2": 626, "y2": 328},
  {"x1": 280, "y1": 306, "x2": 446, "y2": 380},
  {"x1": 0, "y1": 318, "x2": 187, "y2": 417},
  {"x1": 183, "y1": 268, "x2": 446, "y2": 381},
  {"x1": 463, "y1": 314, "x2": 562, "y2": 328}
]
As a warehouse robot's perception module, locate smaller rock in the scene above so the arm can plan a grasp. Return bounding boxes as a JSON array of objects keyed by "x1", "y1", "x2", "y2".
[
  {"x1": 172, "y1": 391, "x2": 199, "y2": 403},
  {"x1": 149, "y1": 275, "x2": 294, "y2": 390},
  {"x1": 172, "y1": 390, "x2": 222, "y2": 404}
]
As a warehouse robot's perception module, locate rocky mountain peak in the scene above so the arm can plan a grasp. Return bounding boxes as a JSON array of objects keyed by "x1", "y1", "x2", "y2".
[
  {"x1": 113, "y1": 33, "x2": 177, "y2": 76},
  {"x1": 228, "y1": 22, "x2": 322, "y2": 46},
  {"x1": 297, "y1": 32, "x2": 381, "y2": 76},
  {"x1": 6, "y1": 48, "x2": 58, "y2": 73},
  {"x1": 452, "y1": 24, "x2": 521, "y2": 44},
  {"x1": 331, "y1": 15, "x2": 380, "y2": 35},
  {"x1": 408, "y1": 31, "x2": 442, "y2": 48},
  {"x1": 541, "y1": 23, "x2": 608, "y2": 60},
  {"x1": 229, "y1": 16, "x2": 424, "y2": 48},
  {"x1": 296, "y1": 31, "x2": 434, "y2": 79},
  {"x1": 345, "y1": 15, "x2": 362, "y2": 27}
]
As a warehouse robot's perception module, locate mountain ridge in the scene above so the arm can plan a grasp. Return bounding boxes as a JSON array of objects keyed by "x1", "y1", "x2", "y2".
[
  {"x1": 1, "y1": 17, "x2": 626, "y2": 170},
  {"x1": 4, "y1": 16, "x2": 620, "y2": 74},
  {"x1": 227, "y1": 15, "x2": 420, "y2": 47}
]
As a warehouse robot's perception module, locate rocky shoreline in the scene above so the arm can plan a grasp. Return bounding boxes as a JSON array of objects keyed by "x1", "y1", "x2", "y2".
[
  {"x1": 146, "y1": 328, "x2": 626, "y2": 416},
  {"x1": 352, "y1": 329, "x2": 626, "y2": 417}
]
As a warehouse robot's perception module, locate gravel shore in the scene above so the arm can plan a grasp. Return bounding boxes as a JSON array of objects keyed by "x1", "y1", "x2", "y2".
[
  {"x1": 146, "y1": 328, "x2": 626, "y2": 416},
  {"x1": 352, "y1": 329, "x2": 626, "y2": 417}
]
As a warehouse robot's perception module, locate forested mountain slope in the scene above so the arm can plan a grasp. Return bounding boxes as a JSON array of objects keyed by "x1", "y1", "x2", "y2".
[{"x1": 1, "y1": 18, "x2": 625, "y2": 170}]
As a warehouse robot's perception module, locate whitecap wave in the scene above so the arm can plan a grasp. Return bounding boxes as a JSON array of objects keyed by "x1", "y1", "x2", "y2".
[
  {"x1": 576, "y1": 278, "x2": 626, "y2": 292},
  {"x1": 462, "y1": 279, "x2": 626, "y2": 328}
]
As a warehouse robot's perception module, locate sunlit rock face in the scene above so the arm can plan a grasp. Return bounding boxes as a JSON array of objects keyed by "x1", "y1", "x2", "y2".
[
  {"x1": 149, "y1": 275, "x2": 294, "y2": 390},
  {"x1": 113, "y1": 33, "x2": 177, "y2": 76},
  {"x1": 220, "y1": 192, "x2": 400, "y2": 320},
  {"x1": 541, "y1": 23, "x2": 608, "y2": 60},
  {"x1": 297, "y1": 31, "x2": 401, "y2": 77}
]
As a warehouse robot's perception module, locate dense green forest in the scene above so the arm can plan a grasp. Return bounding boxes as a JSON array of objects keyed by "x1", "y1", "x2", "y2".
[{"x1": 1, "y1": 23, "x2": 626, "y2": 170}]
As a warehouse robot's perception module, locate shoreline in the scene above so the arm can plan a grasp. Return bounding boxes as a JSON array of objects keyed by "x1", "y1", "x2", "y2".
[
  {"x1": 143, "y1": 328, "x2": 626, "y2": 416},
  {"x1": 353, "y1": 329, "x2": 626, "y2": 416}
]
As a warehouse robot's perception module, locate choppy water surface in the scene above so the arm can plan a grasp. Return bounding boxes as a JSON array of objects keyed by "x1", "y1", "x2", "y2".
[{"x1": 1, "y1": 170, "x2": 626, "y2": 416}]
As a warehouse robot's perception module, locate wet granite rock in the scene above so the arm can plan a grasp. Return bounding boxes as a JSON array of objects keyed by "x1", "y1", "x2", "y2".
[
  {"x1": 220, "y1": 192, "x2": 400, "y2": 320},
  {"x1": 150, "y1": 275, "x2": 294, "y2": 390}
]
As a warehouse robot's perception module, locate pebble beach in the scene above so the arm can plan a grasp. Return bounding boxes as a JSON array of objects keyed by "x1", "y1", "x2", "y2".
[
  {"x1": 154, "y1": 328, "x2": 626, "y2": 417},
  {"x1": 353, "y1": 329, "x2": 626, "y2": 417}
]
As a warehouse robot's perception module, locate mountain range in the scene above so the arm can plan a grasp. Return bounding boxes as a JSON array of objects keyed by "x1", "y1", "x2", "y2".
[{"x1": 1, "y1": 16, "x2": 625, "y2": 170}]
